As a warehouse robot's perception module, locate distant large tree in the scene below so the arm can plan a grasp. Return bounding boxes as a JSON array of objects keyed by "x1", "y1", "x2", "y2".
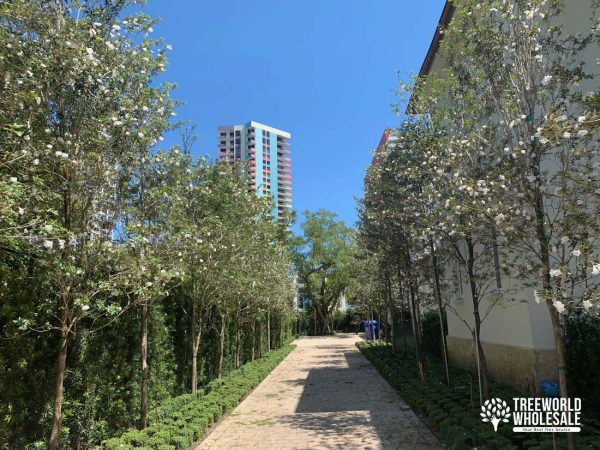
[{"x1": 292, "y1": 210, "x2": 354, "y2": 335}]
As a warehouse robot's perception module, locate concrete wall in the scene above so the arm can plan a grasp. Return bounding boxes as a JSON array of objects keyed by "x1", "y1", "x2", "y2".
[
  {"x1": 445, "y1": 256, "x2": 558, "y2": 393},
  {"x1": 447, "y1": 336, "x2": 558, "y2": 394}
]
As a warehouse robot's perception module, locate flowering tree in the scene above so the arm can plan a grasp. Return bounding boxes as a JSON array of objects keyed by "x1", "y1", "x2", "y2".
[
  {"x1": 407, "y1": 71, "x2": 526, "y2": 400},
  {"x1": 147, "y1": 148, "x2": 295, "y2": 388},
  {"x1": 358, "y1": 2, "x2": 598, "y2": 417},
  {"x1": 0, "y1": 2, "x2": 297, "y2": 447},
  {"x1": 0, "y1": 0, "x2": 176, "y2": 446},
  {"x1": 439, "y1": 3, "x2": 599, "y2": 447},
  {"x1": 358, "y1": 137, "x2": 440, "y2": 382}
]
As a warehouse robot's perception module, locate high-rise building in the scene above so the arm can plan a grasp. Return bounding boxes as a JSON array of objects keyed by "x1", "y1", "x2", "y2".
[{"x1": 217, "y1": 121, "x2": 292, "y2": 219}]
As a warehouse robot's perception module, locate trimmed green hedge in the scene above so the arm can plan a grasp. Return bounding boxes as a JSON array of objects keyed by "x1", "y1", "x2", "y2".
[
  {"x1": 98, "y1": 344, "x2": 295, "y2": 450},
  {"x1": 357, "y1": 340, "x2": 600, "y2": 450}
]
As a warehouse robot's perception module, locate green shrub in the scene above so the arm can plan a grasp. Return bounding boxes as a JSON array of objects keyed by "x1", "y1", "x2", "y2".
[
  {"x1": 99, "y1": 344, "x2": 294, "y2": 449},
  {"x1": 421, "y1": 309, "x2": 447, "y2": 358},
  {"x1": 356, "y1": 340, "x2": 598, "y2": 450},
  {"x1": 332, "y1": 309, "x2": 356, "y2": 332},
  {"x1": 565, "y1": 315, "x2": 600, "y2": 420},
  {"x1": 102, "y1": 437, "x2": 134, "y2": 449},
  {"x1": 169, "y1": 435, "x2": 191, "y2": 449},
  {"x1": 120, "y1": 429, "x2": 148, "y2": 446}
]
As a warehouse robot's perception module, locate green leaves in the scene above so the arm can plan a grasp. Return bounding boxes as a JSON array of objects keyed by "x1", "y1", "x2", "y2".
[
  {"x1": 100, "y1": 345, "x2": 295, "y2": 449},
  {"x1": 293, "y1": 210, "x2": 355, "y2": 334},
  {"x1": 1, "y1": 123, "x2": 26, "y2": 137}
]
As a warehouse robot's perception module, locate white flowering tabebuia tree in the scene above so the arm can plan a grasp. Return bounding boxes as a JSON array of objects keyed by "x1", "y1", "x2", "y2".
[
  {"x1": 444, "y1": 0, "x2": 600, "y2": 315},
  {"x1": 359, "y1": 129, "x2": 446, "y2": 384},
  {"x1": 438, "y1": 1, "x2": 599, "y2": 447},
  {"x1": 152, "y1": 144, "x2": 295, "y2": 391},
  {"x1": 0, "y1": 1, "x2": 175, "y2": 446}
]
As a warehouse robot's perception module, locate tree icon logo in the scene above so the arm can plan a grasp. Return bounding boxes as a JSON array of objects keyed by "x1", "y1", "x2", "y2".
[{"x1": 481, "y1": 398, "x2": 512, "y2": 431}]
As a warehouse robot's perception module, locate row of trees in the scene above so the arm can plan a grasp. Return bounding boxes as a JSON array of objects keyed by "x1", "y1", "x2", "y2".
[
  {"x1": 0, "y1": 1, "x2": 295, "y2": 448},
  {"x1": 357, "y1": 2, "x2": 598, "y2": 449}
]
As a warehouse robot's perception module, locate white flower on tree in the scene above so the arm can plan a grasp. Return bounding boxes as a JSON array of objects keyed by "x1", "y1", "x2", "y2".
[
  {"x1": 553, "y1": 300, "x2": 566, "y2": 314},
  {"x1": 550, "y1": 269, "x2": 562, "y2": 278}
]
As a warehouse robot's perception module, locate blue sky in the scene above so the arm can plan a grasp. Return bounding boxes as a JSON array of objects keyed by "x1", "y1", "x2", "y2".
[{"x1": 142, "y1": 0, "x2": 444, "y2": 227}]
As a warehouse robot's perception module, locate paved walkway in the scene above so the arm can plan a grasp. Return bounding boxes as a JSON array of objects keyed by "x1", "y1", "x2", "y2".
[{"x1": 195, "y1": 334, "x2": 442, "y2": 449}]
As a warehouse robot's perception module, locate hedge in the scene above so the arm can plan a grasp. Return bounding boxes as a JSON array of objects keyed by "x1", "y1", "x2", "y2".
[
  {"x1": 421, "y1": 309, "x2": 447, "y2": 358},
  {"x1": 98, "y1": 344, "x2": 295, "y2": 450},
  {"x1": 357, "y1": 340, "x2": 600, "y2": 450},
  {"x1": 565, "y1": 315, "x2": 600, "y2": 420}
]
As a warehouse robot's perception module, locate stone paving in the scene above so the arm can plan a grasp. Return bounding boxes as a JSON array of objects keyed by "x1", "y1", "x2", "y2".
[{"x1": 194, "y1": 334, "x2": 443, "y2": 450}]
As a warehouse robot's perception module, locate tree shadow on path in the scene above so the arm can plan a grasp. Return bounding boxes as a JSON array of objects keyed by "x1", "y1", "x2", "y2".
[{"x1": 276, "y1": 336, "x2": 442, "y2": 449}]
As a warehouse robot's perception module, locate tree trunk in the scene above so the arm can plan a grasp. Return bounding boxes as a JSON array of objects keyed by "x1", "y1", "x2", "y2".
[
  {"x1": 533, "y1": 188, "x2": 576, "y2": 450},
  {"x1": 139, "y1": 302, "x2": 149, "y2": 429},
  {"x1": 314, "y1": 305, "x2": 326, "y2": 335},
  {"x1": 191, "y1": 328, "x2": 201, "y2": 394},
  {"x1": 391, "y1": 308, "x2": 398, "y2": 352},
  {"x1": 408, "y1": 280, "x2": 425, "y2": 383},
  {"x1": 323, "y1": 307, "x2": 331, "y2": 335},
  {"x1": 404, "y1": 254, "x2": 425, "y2": 382},
  {"x1": 415, "y1": 292, "x2": 422, "y2": 337},
  {"x1": 464, "y1": 234, "x2": 490, "y2": 402},
  {"x1": 400, "y1": 288, "x2": 407, "y2": 357},
  {"x1": 396, "y1": 269, "x2": 408, "y2": 357},
  {"x1": 325, "y1": 309, "x2": 331, "y2": 334},
  {"x1": 251, "y1": 319, "x2": 256, "y2": 361},
  {"x1": 235, "y1": 311, "x2": 241, "y2": 368},
  {"x1": 267, "y1": 308, "x2": 271, "y2": 352},
  {"x1": 430, "y1": 239, "x2": 450, "y2": 385},
  {"x1": 384, "y1": 276, "x2": 391, "y2": 345},
  {"x1": 49, "y1": 296, "x2": 69, "y2": 450},
  {"x1": 472, "y1": 314, "x2": 490, "y2": 402},
  {"x1": 257, "y1": 319, "x2": 263, "y2": 358},
  {"x1": 190, "y1": 290, "x2": 201, "y2": 394},
  {"x1": 218, "y1": 312, "x2": 226, "y2": 377},
  {"x1": 278, "y1": 317, "x2": 283, "y2": 348}
]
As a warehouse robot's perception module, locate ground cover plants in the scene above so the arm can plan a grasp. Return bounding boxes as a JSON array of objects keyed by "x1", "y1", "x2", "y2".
[
  {"x1": 357, "y1": 340, "x2": 600, "y2": 450},
  {"x1": 99, "y1": 344, "x2": 295, "y2": 450}
]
